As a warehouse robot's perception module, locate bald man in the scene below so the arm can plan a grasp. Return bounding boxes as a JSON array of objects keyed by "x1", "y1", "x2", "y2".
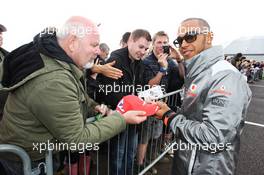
[{"x1": 0, "y1": 16, "x2": 147, "y2": 174}]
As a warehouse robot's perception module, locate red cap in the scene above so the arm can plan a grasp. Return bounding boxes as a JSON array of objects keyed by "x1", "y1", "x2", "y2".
[{"x1": 116, "y1": 95, "x2": 160, "y2": 116}]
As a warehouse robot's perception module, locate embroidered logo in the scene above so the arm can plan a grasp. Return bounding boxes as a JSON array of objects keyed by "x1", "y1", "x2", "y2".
[
  {"x1": 187, "y1": 84, "x2": 198, "y2": 97},
  {"x1": 211, "y1": 85, "x2": 232, "y2": 96},
  {"x1": 117, "y1": 99, "x2": 125, "y2": 112},
  {"x1": 212, "y1": 97, "x2": 228, "y2": 107}
]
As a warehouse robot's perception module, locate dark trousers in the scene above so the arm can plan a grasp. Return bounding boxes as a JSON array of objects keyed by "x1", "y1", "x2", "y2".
[{"x1": 110, "y1": 125, "x2": 138, "y2": 175}]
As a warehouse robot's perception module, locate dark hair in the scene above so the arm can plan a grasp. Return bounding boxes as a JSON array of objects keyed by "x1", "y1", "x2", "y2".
[
  {"x1": 120, "y1": 32, "x2": 131, "y2": 45},
  {"x1": 130, "y1": 29, "x2": 152, "y2": 42},
  {"x1": 181, "y1": 17, "x2": 210, "y2": 31},
  {"x1": 235, "y1": 53, "x2": 243, "y2": 58},
  {"x1": 152, "y1": 31, "x2": 169, "y2": 43},
  {"x1": 233, "y1": 53, "x2": 243, "y2": 61}
]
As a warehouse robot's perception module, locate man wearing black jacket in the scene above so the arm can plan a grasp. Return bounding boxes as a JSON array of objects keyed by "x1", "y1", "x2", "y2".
[{"x1": 97, "y1": 29, "x2": 151, "y2": 175}]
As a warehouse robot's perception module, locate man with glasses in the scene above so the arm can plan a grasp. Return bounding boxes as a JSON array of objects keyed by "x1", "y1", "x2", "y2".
[{"x1": 155, "y1": 18, "x2": 252, "y2": 175}]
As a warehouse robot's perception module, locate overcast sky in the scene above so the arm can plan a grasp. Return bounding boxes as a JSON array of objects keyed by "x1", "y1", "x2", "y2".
[{"x1": 1, "y1": 0, "x2": 263, "y2": 52}]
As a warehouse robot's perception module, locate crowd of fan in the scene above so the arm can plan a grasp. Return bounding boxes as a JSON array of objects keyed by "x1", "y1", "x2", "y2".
[{"x1": 226, "y1": 53, "x2": 264, "y2": 83}]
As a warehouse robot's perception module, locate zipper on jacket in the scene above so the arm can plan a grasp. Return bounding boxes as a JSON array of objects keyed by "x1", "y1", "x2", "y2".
[
  {"x1": 132, "y1": 74, "x2": 135, "y2": 95},
  {"x1": 188, "y1": 146, "x2": 196, "y2": 175}
]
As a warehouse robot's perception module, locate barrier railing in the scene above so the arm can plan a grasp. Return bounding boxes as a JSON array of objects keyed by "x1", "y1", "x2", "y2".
[
  {"x1": 0, "y1": 89, "x2": 183, "y2": 175},
  {"x1": 0, "y1": 144, "x2": 53, "y2": 175},
  {"x1": 0, "y1": 144, "x2": 32, "y2": 175},
  {"x1": 61, "y1": 89, "x2": 183, "y2": 175},
  {"x1": 1, "y1": 87, "x2": 263, "y2": 175}
]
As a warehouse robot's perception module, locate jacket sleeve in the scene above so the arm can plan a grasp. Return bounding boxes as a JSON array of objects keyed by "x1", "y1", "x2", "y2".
[
  {"x1": 27, "y1": 72, "x2": 126, "y2": 145},
  {"x1": 84, "y1": 92, "x2": 99, "y2": 118},
  {"x1": 169, "y1": 73, "x2": 251, "y2": 150}
]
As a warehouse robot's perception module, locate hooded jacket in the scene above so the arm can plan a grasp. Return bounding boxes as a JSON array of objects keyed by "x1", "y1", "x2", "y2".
[
  {"x1": 169, "y1": 46, "x2": 252, "y2": 175},
  {"x1": 0, "y1": 32, "x2": 126, "y2": 161}
]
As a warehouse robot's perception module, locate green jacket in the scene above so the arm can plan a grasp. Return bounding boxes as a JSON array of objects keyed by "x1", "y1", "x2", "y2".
[{"x1": 0, "y1": 34, "x2": 126, "y2": 161}]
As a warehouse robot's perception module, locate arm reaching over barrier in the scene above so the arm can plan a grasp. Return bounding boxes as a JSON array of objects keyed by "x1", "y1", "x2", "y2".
[{"x1": 122, "y1": 110, "x2": 147, "y2": 124}]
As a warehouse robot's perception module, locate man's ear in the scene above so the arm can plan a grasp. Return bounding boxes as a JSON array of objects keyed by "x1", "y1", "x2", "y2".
[
  {"x1": 68, "y1": 35, "x2": 78, "y2": 52},
  {"x1": 206, "y1": 32, "x2": 213, "y2": 44}
]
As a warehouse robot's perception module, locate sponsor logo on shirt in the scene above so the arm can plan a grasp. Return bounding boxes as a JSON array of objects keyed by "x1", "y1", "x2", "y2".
[
  {"x1": 211, "y1": 85, "x2": 232, "y2": 96},
  {"x1": 211, "y1": 97, "x2": 228, "y2": 107},
  {"x1": 186, "y1": 84, "x2": 198, "y2": 97}
]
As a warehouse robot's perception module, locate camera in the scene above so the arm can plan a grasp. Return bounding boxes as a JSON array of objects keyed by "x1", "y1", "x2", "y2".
[{"x1": 162, "y1": 45, "x2": 170, "y2": 54}]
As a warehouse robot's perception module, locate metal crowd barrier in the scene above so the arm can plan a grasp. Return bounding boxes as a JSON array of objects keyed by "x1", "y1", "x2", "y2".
[
  {"x1": 0, "y1": 89, "x2": 183, "y2": 175},
  {"x1": 62, "y1": 88, "x2": 264, "y2": 175},
  {"x1": 85, "y1": 89, "x2": 183, "y2": 175},
  {"x1": 0, "y1": 144, "x2": 32, "y2": 175},
  {"x1": 1, "y1": 87, "x2": 263, "y2": 175},
  {"x1": 0, "y1": 144, "x2": 53, "y2": 175}
]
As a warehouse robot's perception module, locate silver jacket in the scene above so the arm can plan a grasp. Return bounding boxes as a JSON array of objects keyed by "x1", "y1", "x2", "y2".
[{"x1": 170, "y1": 46, "x2": 252, "y2": 175}]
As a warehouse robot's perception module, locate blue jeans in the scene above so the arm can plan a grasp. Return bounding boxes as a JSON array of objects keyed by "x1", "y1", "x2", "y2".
[{"x1": 110, "y1": 125, "x2": 138, "y2": 175}]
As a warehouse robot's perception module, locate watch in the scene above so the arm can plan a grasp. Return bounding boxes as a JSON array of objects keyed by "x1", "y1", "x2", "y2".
[
  {"x1": 159, "y1": 67, "x2": 167, "y2": 74},
  {"x1": 177, "y1": 59, "x2": 183, "y2": 64}
]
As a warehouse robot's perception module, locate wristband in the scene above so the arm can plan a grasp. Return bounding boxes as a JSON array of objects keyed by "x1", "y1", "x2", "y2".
[
  {"x1": 162, "y1": 110, "x2": 176, "y2": 126},
  {"x1": 95, "y1": 113, "x2": 103, "y2": 121}
]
